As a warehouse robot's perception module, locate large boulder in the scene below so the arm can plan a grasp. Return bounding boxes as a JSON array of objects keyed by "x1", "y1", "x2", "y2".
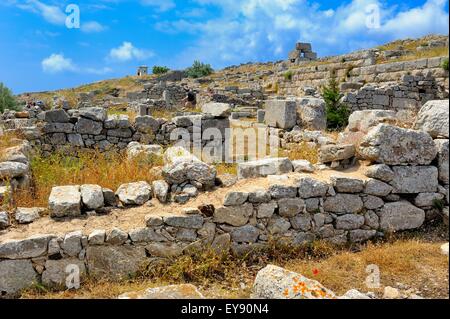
[
  {"x1": 41, "y1": 258, "x2": 87, "y2": 288},
  {"x1": 78, "y1": 107, "x2": 107, "y2": 122},
  {"x1": 0, "y1": 260, "x2": 38, "y2": 297},
  {"x1": 379, "y1": 201, "x2": 425, "y2": 231},
  {"x1": 414, "y1": 100, "x2": 449, "y2": 138},
  {"x1": 134, "y1": 116, "x2": 161, "y2": 134},
  {"x1": 201, "y1": 102, "x2": 231, "y2": 117},
  {"x1": 296, "y1": 97, "x2": 327, "y2": 130},
  {"x1": 251, "y1": 265, "x2": 336, "y2": 299},
  {"x1": 48, "y1": 185, "x2": 82, "y2": 218},
  {"x1": 265, "y1": 100, "x2": 297, "y2": 129},
  {"x1": 86, "y1": 246, "x2": 147, "y2": 280},
  {"x1": 0, "y1": 234, "x2": 55, "y2": 259},
  {"x1": 115, "y1": 181, "x2": 152, "y2": 206},
  {"x1": 162, "y1": 147, "x2": 217, "y2": 188},
  {"x1": 119, "y1": 284, "x2": 204, "y2": 299},
  {"x1": 319, "y1": 144, "x2": 355, "y2": 163},
  {"x1": 80, "y1": 184, "x2": 104, "y2": 210},
  {"x1": 0, "y1": 161, "x2": 29, "y2": 179},
  {"x1": 390, "y1": 166, "x2": 438, "y2": 194},
  {"x1": 0, "y1": 211, "x2": 9, "y2": 229},
  {"x1": 237, "y1": 158, "x2": 293, "y2": 179},
  {"x1": 323, "y1": 194, "x2": 364, "y2": 214},
  {"x1": 44, "y1": 109, "x2": 69, "y2": 123},
  {"x1": 358, "y1": 124, "x2": 437, "y2": 165},
  {"x1": 347, "y1": 110, "x2": 397, "y2": 133}
]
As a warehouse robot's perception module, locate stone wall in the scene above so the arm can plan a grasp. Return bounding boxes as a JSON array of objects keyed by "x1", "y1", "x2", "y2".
[
  {"x1": 275, "y1": 52, "x2": 448, "y2": 94},
  {"x1": 24, "y1": 107, "x2": 230, "y2": 154}
]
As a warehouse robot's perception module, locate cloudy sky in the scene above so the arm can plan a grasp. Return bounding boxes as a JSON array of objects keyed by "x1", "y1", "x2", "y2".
[{"x1": 0, "y1": 0, "x2": 448, "y2": 93}]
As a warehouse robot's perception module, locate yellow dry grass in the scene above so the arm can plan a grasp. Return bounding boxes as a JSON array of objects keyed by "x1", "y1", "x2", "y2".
[
  {"x1": 280, "y1": 141, "x2": 319, "y2": 164},
  {"x1": 8, "y1": 149, "x2": 162, "y2": 209},
  {"x1": 377, "y1": 47, "x2": 448, "y2": 64}
]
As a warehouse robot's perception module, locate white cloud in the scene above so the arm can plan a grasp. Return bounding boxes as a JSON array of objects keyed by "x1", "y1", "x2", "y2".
[
  {"x1": 42, "y1": 53, "x2": 113, "y2": 75},
  {"x1": 166, "y1": 0, "x2": 449, "y2": 69},
  {"x1": 17, "y1": 0, "x2": 66, "y2": 25},
  {"x1": 81, "y1": 21, "x2": 107, "y2": 33},
  {"x1": 41, "y1": 53, "x2": 76, "y2": 73},
  {"x1": 141, "y1": 0, "x2": 176, "y2": 12},
  {"x1": 108, "y1": 42, "x2": 154, "y2": 62}
]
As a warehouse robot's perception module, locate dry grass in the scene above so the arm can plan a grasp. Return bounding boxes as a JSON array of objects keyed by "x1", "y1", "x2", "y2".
[
  {"x1": 107, "y1": 105, "x2": 137, "y2": 123},
  {"x1": 0, "y1": 131, "x2": 25, "y2": 153},
  {"x1": 285, "y1": 240, "x2": 449, "y2": 298},
  {"x1": 214, "y1": 163, "x2": 238, "y2": 175},
  {"x1": 280, "y1": 141, "x2": 319, "y2": 164},
  {"x1": 8, "y1": 149, "x2": 162, "y2": 209}
]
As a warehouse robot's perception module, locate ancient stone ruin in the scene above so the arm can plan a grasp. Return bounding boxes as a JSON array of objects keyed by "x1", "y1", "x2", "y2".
[{"x1": 0, "y1": 34, "x2": 449, "y2": 299}]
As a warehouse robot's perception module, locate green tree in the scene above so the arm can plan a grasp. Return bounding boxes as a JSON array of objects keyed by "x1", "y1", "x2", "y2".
[
  {"x1": 0, "y1": 82, "x2": 18, "y2": 113},
  {"x1": 186, "y1": 60, "x2": 214, "y2": 78},
  {"x1": 321, "y1": 71, "x2": 350, "y2": 130},
  {"x1": 152, "y1": 66, "x2": 170, "y2": 75}
]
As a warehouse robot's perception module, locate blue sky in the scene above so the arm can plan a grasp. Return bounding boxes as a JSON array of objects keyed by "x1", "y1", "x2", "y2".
[{"x1": 0, "y1": 0, "x2": 448, "y2": 94}]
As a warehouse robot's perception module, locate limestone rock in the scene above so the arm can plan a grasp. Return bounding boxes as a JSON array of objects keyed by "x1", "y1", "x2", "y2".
[
  {"x1": 390, "y1": 166, "x2": 438, "y2": 194},
  {"x1": 0, "y1": 260, "x2": 38, "y2": 297},
  {"x1": 441, "y1": 243, "x2": 449, "y2": 256},
  {"x1": 61, "y1": 231, "x2": 82, "y2": 257},
  {"x1": 296, "y1": 97, "x2": 327, "y2": 131},
  {"x1": 237, "y1": 158, "x2": 293, "y2": 179},
  {"x1": 214, "y1": 204, "x2": 253, "y2": 227},
  {"x1": 88, "y1": 230, "x2": 106, "y2": 245},
  {"x1": 414, "y1": 100, "x2": 449, "y2": 138},
  {"x1": 152, "y1": 180, "x2": 169, "y2": 203},
  {"x1": 163, "y1": 148, "x2": 217, "y2": 188},
  {"x1": 277, "y1": 198, "x2": 305, "y2": 217},
  {"x1": 414, "y1": 193, "x2": 445, "y2": 207},
  {"x1": 0, "y1": 161, "x2": 29, "y2": 179},
  {"x1": 269, "y1": 184, "x2": 297, "y2": 199},
  {"x1": 296, "y1": 177, "x2": 329, "y2": 198},
  {"x1": 364, "y1": 164, "x2": 394, "y2": 182},
  {"x1": 358, "y1": 124, "x2": 437, "y2": 165},
  {"x1": 339, "y1": 289, "x2": 372, "y2": 299},
  {"x1": 145, "y1": 243, "x2": 183, "y2": 258},
  {"x1": 41, "y1": 258, "x2": 86, "y2": 288},
  {"x1": 163, "y1": 214, "x2": 204, "y2": 229},
  {"x1": 0, "y1": 234, "x2": 55, "y2": 259},
  {"x1": 48, "y1": 185, "x2": 81, "y2": 218},
  {"x1": 323, "y1": 194, "x2": 363, "y2": 214},
  {"x1": 78, "y1": 107, "x2": 107, "y2": 122},
  {"x1": 80, "y1": 184, "x2": 104, "y2": 210},
  {"x1": 15, "y1": 207, "x2": 44, "y2": 224},
  {"x1": 119, "y1": 284, "x2": 204, "y2": 299},
  {"x1": 335, "y1": 214, "x2": 365, "y2": 230},
  {"x1": 251, "y1": 265, "x2": 336, "y2": 299},
  {"x1": 379, "y1": 201, "x2": 425, "y2": 231},
  {"x1": 267, "y1": 216, "x2": 291, "y2": 235},
  {"x1": 201, "y1": 102, "x2": 231, "y2": 117},
  {"x1": 434, "y1": 139, "x2": 449, "y2": 184},
  {"x1": 127, "y1": 142, "x2": 163, "y2": 159},
  {"x1": 44, "y1": 109, "x2": 69, "y2": 123},
  {"x1": 86, "y1": 246, "x2": 147, "y2": 280},
  {"x1": 231, "y1": 225, "x2": 260, "y2": 243},
  {"x1": 347, "y1": 110, "x2": 396, "y2": 133},
  {"x1": 265, "y1": 100, "x2": 297, "y2": 129},
  {"x1": 319, "y1": 144, "x2": 355, "y2": 163},
  {"x1": 106, "y1": 228, "x2": 129, "y2": 245},
  {"x1": 0, "y1": 211, "x2": 9, "y2": 230},
  {"x1": 364, "y1": 179, "x2": 393, "y2": 197},
  {"x1": 292, "y1": 160, "x2": 315, "y2": 173},
  {"x1": 223, "y1": 191, "x2": 249, "y2": 206},
  {"x1": 331, "y1": 176, "x2": 365, "y2": 193},
  {"x1": 115, "y1": 181, "x2": 152, "y2": 206}
]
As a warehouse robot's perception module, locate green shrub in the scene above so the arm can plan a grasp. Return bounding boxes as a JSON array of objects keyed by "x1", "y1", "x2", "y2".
[
  {"x1": 284, "y1": 70, "x2": 294, "y2": 81},
  {"x1": 0, "y1": 83, "x2": 18, "y2": 113},
  {"x1": 152, "y1": 66, "x2": 170, "y2": 75},
  {"x1": 186, "y1": 60, "x2": 214, "y2": 78},
  {"x1": 321, "y1": 71, "x2": 350, "y2": 130},
  {"x1": 442, "y1": 58, "x2": 449, "y2": 71}
]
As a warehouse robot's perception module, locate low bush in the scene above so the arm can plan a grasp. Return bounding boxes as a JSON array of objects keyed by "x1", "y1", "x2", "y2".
[
  {"x1": 442, "y1": 58, "x2": 449, "y2": 71},
  {"x1": 152, "y1": 66, "x2": 170, "y2": 75},
  {"x1": 186, "y1": 60, "x2": 214, "y2": 78},
  {"x1": 0, "y1": 82, "x2": 19, "y2": 113}
]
